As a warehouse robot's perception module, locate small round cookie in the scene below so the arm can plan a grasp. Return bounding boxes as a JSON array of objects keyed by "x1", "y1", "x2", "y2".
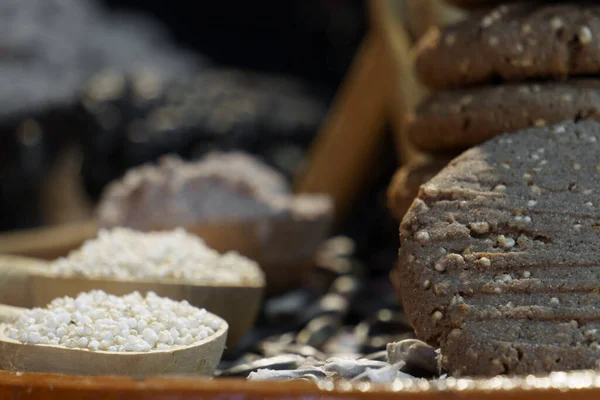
[
  {"x1": 387, "y1": 157, "x2": 451, "y2": 221},
  {"x1": 408, "y1": 79, "x2": 600, "y2": 152},
  {"x1": 416, "y1": 3, "x2": 600, "y2": 89},
  {"x1": 393, "y1": 120, "x2": 600, "y2": 376}
]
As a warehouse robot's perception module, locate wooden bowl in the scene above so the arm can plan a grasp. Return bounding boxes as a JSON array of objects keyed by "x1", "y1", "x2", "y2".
[
  {"x1": 28, "y1": 273, "x2": 262, "y2": 347},
  {"x1": 0, "y1": 256, "x2": 261, "y2": 347},
  {"x1": 0, "y1": 314, "x2": 228, "y2": 378},
  {"x1": 0, "y1": 214, "x2": 332, "y2": 294}
]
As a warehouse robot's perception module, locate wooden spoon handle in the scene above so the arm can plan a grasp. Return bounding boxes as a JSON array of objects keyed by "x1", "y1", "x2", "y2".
[
  {"x1": 0, "y1": 219, "x2": 97, "y2": 260},
  {"x1": 0, "y1": 304, "x2": 25, "y2": 324}
]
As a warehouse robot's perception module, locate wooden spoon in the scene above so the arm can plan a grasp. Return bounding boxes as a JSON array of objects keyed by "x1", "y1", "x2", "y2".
[
  {"x1": 0, "y1": 212, "x2": 332, "y2": 294},
  {"x1": 28, "y1": 273, "x2": 262, "y2": 347},
  {"x1": 0, "y1": 309, "x2": 228, "y2": 377},
  {"x1": 0, "y1": 256, "x2": 262, "y2": 347},
  {"x1": 0, "y1": 220, "x2": 97, "y2": 261},
  {"x1": 0, "y1": 255, "x2": 44, "y2": 308},
  {"x1": 0, "y1": 304, "x2": 26, "y2": 324}
]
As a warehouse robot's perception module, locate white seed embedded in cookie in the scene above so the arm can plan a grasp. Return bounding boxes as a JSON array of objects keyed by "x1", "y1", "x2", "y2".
[
  {"x1": 496, "y1": 235, "x2": 516, "y2": 249},
  {"x1": 415, "y1": 231, "x2": 431, "y2": 244},
  {"x1": 476, "y1": 257, "x2": 492, "y2": 268},
  {"x1": 434, "y1": 262, "x2": 446, "y2": 273},
  {"x1": 469, "y1": 222, "x2": 490, "y2": 234}
]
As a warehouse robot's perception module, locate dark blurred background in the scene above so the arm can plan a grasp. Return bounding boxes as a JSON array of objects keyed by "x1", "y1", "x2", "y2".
[
  {"x1": 0, "y1": 0, "x2": 399, "y2": 272},
  {"x1": 0, "y1": 1, "x2": 411, "y2": 361},
  {"x1": 101, "y1": 0, "x2": 366, "y2": 90}
]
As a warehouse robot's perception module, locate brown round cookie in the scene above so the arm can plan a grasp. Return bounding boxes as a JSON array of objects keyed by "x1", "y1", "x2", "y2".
[
  {"x1": 408, "y1": 79, "x2": 600, "y2": 152},
  {"x1": 416, "y1": 3, "x2": 600, "y2": 89},
  {"x1": 392, "y1": 120, "x2": 600, "y2": 376},
  {"x1": 387, "y1": 157, "x2": 451, "y2": 221}
]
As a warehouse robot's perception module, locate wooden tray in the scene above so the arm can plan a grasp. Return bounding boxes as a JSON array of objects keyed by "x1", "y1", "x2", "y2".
[{"x1": 1, "y1": 370, "x2": 599, "y2": 399}]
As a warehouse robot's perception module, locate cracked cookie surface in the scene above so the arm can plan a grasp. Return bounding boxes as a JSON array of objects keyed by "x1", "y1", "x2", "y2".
[
  {"x1": 392, "y1": 120, "x2": 600, "y2": 376},
  {"x1": 416, "y1": 3, "x2": 600, "y2": 89},
  {"x1": 408, "y1": 79, "x2": 600, "y2": 152}
]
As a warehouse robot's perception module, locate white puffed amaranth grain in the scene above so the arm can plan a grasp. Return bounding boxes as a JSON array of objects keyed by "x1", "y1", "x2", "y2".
[
  {"x1": 49, "y1": 227, "x2": 264, "y2": 284},
  {"x1": 6, "y1": 290, "x2": 222, "y2": 352}
]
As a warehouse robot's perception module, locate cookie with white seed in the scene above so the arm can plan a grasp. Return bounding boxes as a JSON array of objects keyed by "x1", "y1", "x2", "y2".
[
  {"x1": 416, "y1": 3, "x2": 600, "y2": 89},
  {"x1": 407, "y1": 79, "x2": 600, "y2": 152},
  {"x1": 392, "y1": 120, "x2": 600, "y2": 376}
]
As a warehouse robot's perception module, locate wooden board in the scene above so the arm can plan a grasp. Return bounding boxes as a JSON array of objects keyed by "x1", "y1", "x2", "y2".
[
  {"x1": 294, "y1": 32, "x2": 390, "y2": 225},
  {"x1": 368, "y1": 0, "x2": 427, "y2": 166}
]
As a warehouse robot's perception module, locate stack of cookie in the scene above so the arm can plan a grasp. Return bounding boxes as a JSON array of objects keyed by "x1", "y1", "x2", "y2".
[
  {"x1": 390, "y1": 0, "x2": 600, "y2": 377},
  {"x1": 388, "y1": 1, "x2": 600, "y2": 220}
]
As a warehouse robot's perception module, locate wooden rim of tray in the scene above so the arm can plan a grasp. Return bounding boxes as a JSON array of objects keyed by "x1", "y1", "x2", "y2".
[{"x1": 1, "y1": 369, "x2": 600, "y2": 399}]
